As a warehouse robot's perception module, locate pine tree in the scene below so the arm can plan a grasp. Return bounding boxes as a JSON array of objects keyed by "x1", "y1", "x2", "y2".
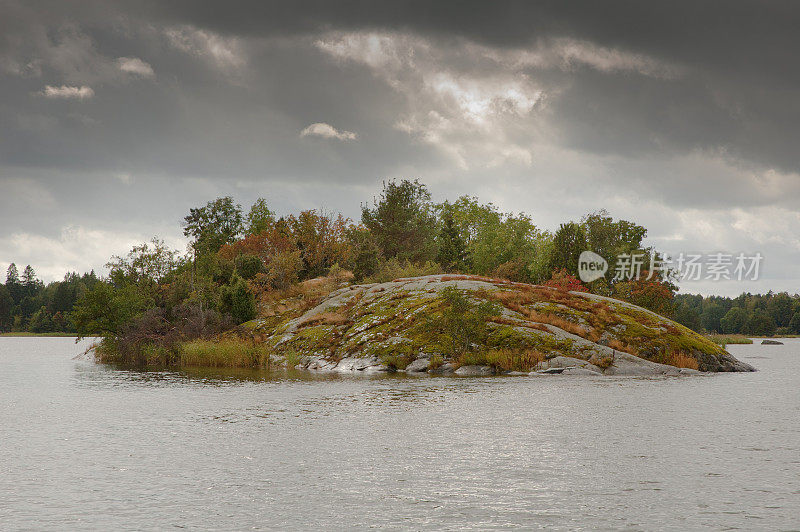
[
  {"x1": 6, "y1": 263, "x2": 19, "y2": 285},
  {"x1": 21, "y1": 265, "x2": 37, "y2": 286},
  {"x1": 436, "y1": 209, "x2": 468, "y2": 272}
]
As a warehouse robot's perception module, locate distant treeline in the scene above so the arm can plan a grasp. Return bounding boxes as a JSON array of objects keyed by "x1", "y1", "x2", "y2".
[
  {"x1": 674, "y1": 292, "x2": 800, "y2": 337},
  {"x1": 0, "y1": 264, "x2": 99, "y2": 333},
  {"x1": 1, "y1": 179, "x2": 796, "y2": 343}
]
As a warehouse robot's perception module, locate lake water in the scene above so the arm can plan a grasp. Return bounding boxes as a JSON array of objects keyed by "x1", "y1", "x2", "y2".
[{"x1": 1, "y1": 337, "x2": 798, "y2": 531}]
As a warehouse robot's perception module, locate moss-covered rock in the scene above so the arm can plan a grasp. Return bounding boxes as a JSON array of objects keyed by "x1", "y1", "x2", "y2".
[{"x1": 243, "y1": 275, "x2": 755, "y2": 375}]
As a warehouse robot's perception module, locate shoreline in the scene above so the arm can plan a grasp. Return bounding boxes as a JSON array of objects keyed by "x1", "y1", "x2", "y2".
[{"x1": 0, "y1": 332, "x2": 78, "y2": 337}]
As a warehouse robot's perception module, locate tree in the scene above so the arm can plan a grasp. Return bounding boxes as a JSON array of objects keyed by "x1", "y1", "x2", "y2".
[
  {"x1": 21, "y1": 265, "x2": 38, "y2": 287},
  {"x1": 288, "y1": 210, "x2": 352, "y2": 279},
  {"x1": 219, "y1": 276, "x2": 256, "y2": 324},
  {"x1": 73, "y1": 282, "x2": 154, "y2": 337},
  {"x1": 701, "y1": 302, "x2": 727, "y2": 333},
  {"x1": 348, "y1": 227, "x2": 381, "y2": 281},
  {"x1": 436, "y1": 205, "x2": 468, "y2": 272},
  {"x1": 582, "y1": 211, "x2": 647, "y2": 263},
  {"x1": 183, "y1": 197, "x2": 244, "y2": 257},
  {"x1": 674, "y1": 302, "x2": 702, "y2": 331},
  {"x1": 548, "y1": 222, "x2": 588, "y2": 277},
  {"x1": 107, "y1": 238, "x2": 180, "y2": 287},
  {"x1": 361, "y1": 179, "x2": 437, "y2": 263},
  {"x1": 720, "y1": 307, "x2": 748, "y2": 334},
  {"x1": 246, "y1": 197, "x2": 275, "y2": 235},
  {"x1": 444, "y1": 196, "x2": 544, "y2": 280},
  {"x1": 29, "y1": 306, "x2": 55, "y2": 333},
  {"x1": 788, "y1": 312, "x2": 800, "y2": 334},
  {"x1": 747, "y1": 310, "x2": 777, "y2": 336},
  {"x1": 234, "y1": 254, "x2": 264, "y2": 280},
  {"x1": 766, "y1": 292, "x2": 794, "y2": 327},
  {"x1": 613, "y1": 271, "x2": 675, "y2": 316},
  {"x1": 6, "y1": 263, "x2": 19, "y2": 285},
  {"x1": 0, "y1": 284, "x2": 13, "y2": 331}
]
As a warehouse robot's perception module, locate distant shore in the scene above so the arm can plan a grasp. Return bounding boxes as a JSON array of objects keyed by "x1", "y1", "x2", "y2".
[{"x1": 0, "y1": 332, "x2": 78, "y2": 337}]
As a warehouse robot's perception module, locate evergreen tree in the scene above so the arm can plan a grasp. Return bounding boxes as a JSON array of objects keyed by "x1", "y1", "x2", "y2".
[
  {"x1": 548, "y1": 222, "x2": 588, "y2": 277},
  {"x1": 246, "y1": 198, "x2": 275, "y2": 235},
  {"x1": 219, "y1": 276, "x2": 256, "y2": 324},
  {"x1": 22, "y1": 265, "x2": 37, "y2": 286},
  {"x1": 436, "y1": 207, "x2": 468, "y2": 272},
  {"x1": 0, "y1": 284, "x2": 12, "y2": 332},
  {"x1": 6, "y1": 263, "x2": 19, "y2": 285},
  {"x1": 361, "y1": 179, "x2": 438, "y2": 263}
]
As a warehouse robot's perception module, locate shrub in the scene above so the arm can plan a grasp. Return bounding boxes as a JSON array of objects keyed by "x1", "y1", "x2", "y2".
[
  {"x1": 260, "y1": 250, "x2": 302, "y2": 290},
  {"x1": 543, "y1": 268, "x2": 589, "y2": 292},
  {"x1": 490, "y1": 260, "x2": 528, "y2": 283},
  {"x1": 220, "y1": 276, "x2": 257, "y2": 324},
  {"x1": 235, "y1": 254, "x2": 265, "y2": 280},
  {"x1": 365, "y1": 258, "x2": 442, "y2": 284},
  {"x1": 426, "y1": 286, "x2": 498, "y2": 357}
]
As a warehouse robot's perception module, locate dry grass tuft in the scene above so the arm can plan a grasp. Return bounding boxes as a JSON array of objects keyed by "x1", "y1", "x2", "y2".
[
  {"x1": 490, "y1": 316, "x2": 549, "y2": 332},
  {"x1": 299, "y1": 310, "x2": 351, "y2": 328},
  {"x1": 458, "y1": 348, "x2": 546, "y2": 372},
  {"x1": 665, "y1": 351, "x2": 700, "y2": 370},
  {"x1": 181, "y1": 338, "x2": 269, "y2": 368}
]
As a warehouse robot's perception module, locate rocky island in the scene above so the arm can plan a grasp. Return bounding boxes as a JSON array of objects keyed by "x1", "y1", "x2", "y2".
[{"x1": 237, "y1": 274, "x2": 755, "y2": 376}]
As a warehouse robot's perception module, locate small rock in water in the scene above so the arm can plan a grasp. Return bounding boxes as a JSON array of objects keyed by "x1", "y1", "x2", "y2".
[
  {"x1": 405, "y1": 358, "x2": 430, "y2": 373},
  {"x1": 428, "y1": 362, "x2": 455, "y2": 375},
  {"x1": 561, "y1": 367, "x2": 602, "y2": 376},
  {"x1": 536, "y1": 367, "x2": 566, "y2": 374},
  {"x1": 761, "y1": 339, "x2": 783, "y2": 345}
]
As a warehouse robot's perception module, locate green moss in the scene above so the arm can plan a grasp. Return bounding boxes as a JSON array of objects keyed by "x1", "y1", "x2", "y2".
[{"x1": 243, "y1": 278, "x2": 736, "y2": 370}]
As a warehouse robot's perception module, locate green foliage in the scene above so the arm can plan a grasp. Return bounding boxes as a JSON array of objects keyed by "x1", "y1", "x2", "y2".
[
  {"x1": 674, "y1": 291, "x2": 799, "y2": 337},
  {"x1": 747, "y1": 310, "x2": 776, "y2": 336},
  {"x1": 234, "y1": 254, "x2": 264, "y2": 280},
  {"x1": 361, "y1": 179, "x2": 438, "y2": 263},
  {"x1": 790, "y1": 312, "x2": 800, "y2": 334},
  {"x1": 219, "y1": 276, "x2": 257, "y2": 324},
  {"x1": 0, "y1": 284, "x2": 12, "y2": 332},
  {"x1": 183, "y1": 196, "x2": 243, "y2": 257},
  {"x1": 720, "y1": 306, "x2": 748, "y2": 334},
  {"x1": 436, "y1": 203, "x2": 468, "y2": 271},
  {"x1": 364, "y1": 258, "x2": 442, "y2": 284},
  {"x1": 444, "y1": 196, "x2": 544, "y2": 281},
  {"x1": 6, "y1": 263, "x2": 19, "y2": 285},
  {"x1": 73, "y1": 282, "x2": 154, "y2": 337},
  {"x1": 581, "y1": 210, "x2": 648, "y2": 283},
  {"x1": 548, "y1": 222, "x2": 588, "y2": 277},
  {"x1": 106, "y1": 238, "x2": 180, "y2": 286},
  {"x1": 349, "y1": 227, "x2": 381, "y2": 281},
  {"x1": 246, "y1": 197, "x2": 275, "y2": 235},
  {"x1": 426, "y1": 286, "x2": 499, "y2": 357},
  {"x1": 700, "y1": 302, "x2": 727, "y2": 333}
]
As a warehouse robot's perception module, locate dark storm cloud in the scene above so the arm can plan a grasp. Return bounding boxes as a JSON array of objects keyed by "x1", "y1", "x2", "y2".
[{"x1": 1, "y1": 0, "x2": 799, "y2": 292}]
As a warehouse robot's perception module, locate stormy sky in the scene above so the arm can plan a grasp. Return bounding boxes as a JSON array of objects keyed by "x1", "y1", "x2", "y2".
[{"x1": 1, "y1": 0, "x2": 799, "y2": 295}]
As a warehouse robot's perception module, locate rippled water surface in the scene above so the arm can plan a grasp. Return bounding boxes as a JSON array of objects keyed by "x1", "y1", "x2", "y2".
[{"x1": 1, "y1": 337, "x2": 799, "y2": 530}]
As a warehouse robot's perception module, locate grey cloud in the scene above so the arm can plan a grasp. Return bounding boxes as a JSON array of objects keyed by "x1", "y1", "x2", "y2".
[{"x1": 0, "y1": 0, "x2": 799, "y2": 293}]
